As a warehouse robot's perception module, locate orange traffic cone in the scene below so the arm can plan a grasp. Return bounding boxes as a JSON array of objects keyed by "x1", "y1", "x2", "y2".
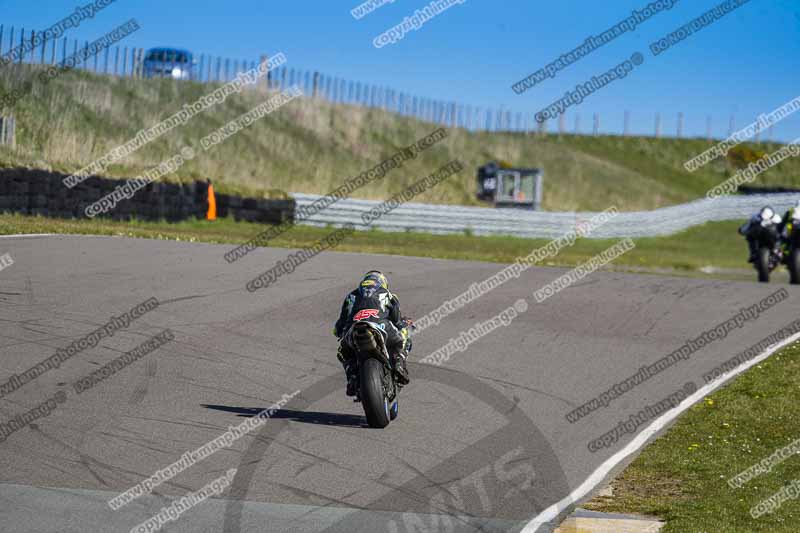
[{"x1": 206, "y1": 181, "x2": 217, "y2": 221}]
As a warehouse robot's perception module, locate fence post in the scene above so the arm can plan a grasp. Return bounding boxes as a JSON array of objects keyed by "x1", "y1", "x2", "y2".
[
  {"x1": 257, "y1": 55, "x2": 266, "y2": 89},
  {"x1": 0, "y1": 25, "x2": 4, "y2": 56},
  {"x1": 728, "y1": 114, "x2": 735, "y2": 137},
  {"x1": 558, "y1": 113, "x2": 565, "y2": 136},
  {"x1": 7, "y1": 26, "x2": 14, "y2": 61},
  {"x1": 30, "y1": 30, "x2": 35, "y2": 62},
  {"x1": 41, "y1": 32, "x2": 47, "y2": 64},
  {"x1": 538, "y1": 118, "x2": 547, "y2": 136},
  {"x1": 122, "y1": 46, "x2": 128, "y2": 77},
  {"x1": 654, "y1": 112, "x2": 661, "y2": 138},
  {"x1": 18, "y1": 27, "x2": 24, "y2": 64},
  {"x1": 593, "y1": 113, "x2": 599, "y2": 136},
  {"x1": 677, "y1": 112, "x2": 684, "y2": 138},
  {"x1": 138, "y1": 48, "x2": 145, "y2": 78},
  {"x1": 706, "y1": 115, "x2": 712, "y2": 142},
  {"x1": 114, "y1": 46, "x2": 119, "y2": 75}
]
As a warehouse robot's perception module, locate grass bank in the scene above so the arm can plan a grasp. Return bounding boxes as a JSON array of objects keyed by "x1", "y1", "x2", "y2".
[
  {"x1": 2, "y1": 64, "x2": 799, "y2": 211},
  {"x1": 585, "y1": 341, "x2": 800, "y2": 532}
]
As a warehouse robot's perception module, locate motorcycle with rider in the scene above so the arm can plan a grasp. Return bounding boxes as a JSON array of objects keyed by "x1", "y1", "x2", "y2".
[
  {"x1": 333, "y1": 271, "x2": 414, "y2": 428},
  {"x1": 739, "y1": 201, "x2": 800, "y2": 283}
]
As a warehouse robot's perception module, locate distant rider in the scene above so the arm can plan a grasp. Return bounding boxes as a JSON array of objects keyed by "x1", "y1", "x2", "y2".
[
  {"x1": 739, "y1": 206, "x2": 782, "y2": 262},
  {"x1": 333, "y1": 271, "x2": 411, "y2": 397},
  {"x1": 778, "y1": 199, "x2": 800, "y2": 242}
]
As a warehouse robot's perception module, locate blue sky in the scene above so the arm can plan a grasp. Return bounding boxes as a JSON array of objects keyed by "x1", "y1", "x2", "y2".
[{"x1": 3, "y1": 0, "x2": 799, "y2": 140}]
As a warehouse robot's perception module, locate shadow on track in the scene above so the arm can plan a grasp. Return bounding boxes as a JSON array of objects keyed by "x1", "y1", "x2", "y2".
[{"x1": 202, "y1": 404, "x2": 367, "y2": 428}]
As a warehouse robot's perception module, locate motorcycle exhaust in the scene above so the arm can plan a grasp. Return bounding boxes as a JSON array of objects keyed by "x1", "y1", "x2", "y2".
[{"x1": 352, "y1": 323, "x2": 379, "y2": 353}]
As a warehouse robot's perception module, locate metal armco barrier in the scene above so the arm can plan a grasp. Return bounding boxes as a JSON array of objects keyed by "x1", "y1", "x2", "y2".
[{"x1": 290, "y1": 193, "x2": 800, "y2": 239}]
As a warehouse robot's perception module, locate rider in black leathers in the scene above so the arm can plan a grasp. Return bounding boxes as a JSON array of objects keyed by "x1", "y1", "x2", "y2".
[
  {"x1": 778, "y1": 200, "x2": 800, "y2": 244},
  {"x1": 739, "y1": 206, "x2": 782, "y2": 262},
  {"x1": 333, "y1": 271, "x2": 410, "y2": 397}
]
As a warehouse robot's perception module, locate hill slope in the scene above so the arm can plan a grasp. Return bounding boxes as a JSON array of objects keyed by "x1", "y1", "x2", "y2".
[{"x1": 1, "y1": 64, "x2": 798, "y2": 211}]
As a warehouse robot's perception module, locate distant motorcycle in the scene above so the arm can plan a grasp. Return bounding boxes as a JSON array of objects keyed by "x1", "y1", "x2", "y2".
[
  {"x1": 782, "y1": 220, "x2": 800, "y2": 285},
  {"x1": 342, "y1": 318, "x2": 414, "y2": 428},
  {"x1": 740, "y1": 219, "x2": 781, "y2": 283}
]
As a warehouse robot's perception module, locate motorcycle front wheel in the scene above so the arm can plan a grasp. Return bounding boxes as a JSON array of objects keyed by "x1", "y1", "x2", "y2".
[{"x1": 757, "y1": 246, "x2": 771, "y2": 283}]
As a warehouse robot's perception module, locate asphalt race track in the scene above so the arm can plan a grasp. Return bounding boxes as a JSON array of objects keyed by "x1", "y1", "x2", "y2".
[{"x1": 1, "y1": 234, "x2": 798, "y2": 533}]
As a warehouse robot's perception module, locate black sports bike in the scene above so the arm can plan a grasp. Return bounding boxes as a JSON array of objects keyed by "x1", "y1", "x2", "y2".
[
  {"x1": 740, "y1": 220, "x2": 781, "y2": 283},
  {"x1": 782, "y1": 219, "x2": 800, "y2": 285},
  {"x1": 342, "y1": 318, "x2": 413, "y2": 428}
]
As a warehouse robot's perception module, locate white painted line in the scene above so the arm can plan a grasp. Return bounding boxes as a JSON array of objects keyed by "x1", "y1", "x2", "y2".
[
  {"x1": 0, "y1": 233, "x2": 55, "y2": 238},
  {"x1": 521, "y1": 332, "x2": 800, "y2": 532}
]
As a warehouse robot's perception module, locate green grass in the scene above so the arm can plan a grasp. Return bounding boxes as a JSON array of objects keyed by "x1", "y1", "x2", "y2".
[
  {"x1": 0, "y1": 212, "x2": 761, "y2": 278},
  {"x1": 585, "y1": 341, "x2": 800, "y2": 532},
  {"x1": 2, "y1": 63, "x2": 799, "y2": 210}
]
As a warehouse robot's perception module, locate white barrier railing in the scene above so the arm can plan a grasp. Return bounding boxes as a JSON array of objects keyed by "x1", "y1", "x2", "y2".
[{"x1": 290, "y1": 193, "x2": 800, "y2": 239}]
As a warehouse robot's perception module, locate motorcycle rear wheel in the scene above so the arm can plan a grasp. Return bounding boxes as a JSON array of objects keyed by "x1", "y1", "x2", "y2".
[
  {"x1": 789, "y1": 247, "x2": 800, "y2": 285},
  {"x1": 360, "y1": 358, "x2": 391, "y2": 428}
]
